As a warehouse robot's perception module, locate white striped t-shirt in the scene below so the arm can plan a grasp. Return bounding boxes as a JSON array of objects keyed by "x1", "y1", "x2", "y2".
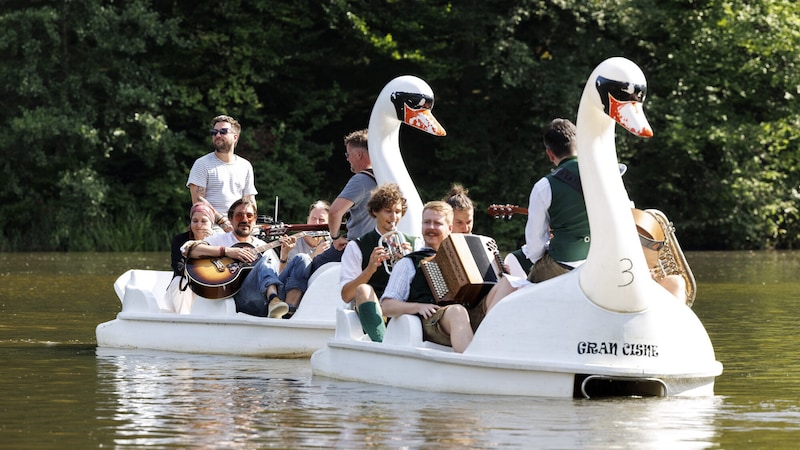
[{"x1": 186, "y1": 152, "x2": 258, "y2": 214}]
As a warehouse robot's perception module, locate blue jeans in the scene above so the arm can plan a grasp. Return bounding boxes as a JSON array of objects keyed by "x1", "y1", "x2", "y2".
[
  {"x1": 278, "y1": 254, "x2": 313, "y2": 299},
  {"x1": 310, "y1": 245, "x2": 344, "y2": 274},
  {"x1": 234, "y1": 257, "x2": 282, "y2": 316}
]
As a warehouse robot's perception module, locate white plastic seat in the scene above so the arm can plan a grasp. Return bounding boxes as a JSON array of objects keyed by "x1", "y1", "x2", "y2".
[
  {"x1": 190, "y1": 297, "x2": 237, "y2": 315},
  {"x1": 335, "y1": 308, "x2": 366, "y2": 340},
  {"x1": 383, "y1": 314, "x2": 423, "y2": 346}
]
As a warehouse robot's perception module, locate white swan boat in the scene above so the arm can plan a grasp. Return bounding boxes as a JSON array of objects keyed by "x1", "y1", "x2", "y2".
[
  {"x1": 95, "y1": 75, "x2": 445, "y2": 357},
  {"x1": 95, "y1": 263, "x2": 340, "y2": 357},
  {"x1": 311, "y1": 59, "x2": 723, "y2": 397}
]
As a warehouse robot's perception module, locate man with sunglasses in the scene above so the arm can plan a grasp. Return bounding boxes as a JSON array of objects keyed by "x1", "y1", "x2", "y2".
[
  {"x1": 190, "y1": 199, "x2": 292, "y2": 319},
  {"x1": 186, "y1": 115, "x2": 258, "y2": 230}
]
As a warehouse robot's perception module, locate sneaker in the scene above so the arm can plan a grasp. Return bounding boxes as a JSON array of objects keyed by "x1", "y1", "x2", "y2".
[
  {"x1": 282, "y1": 305, "x2": 297, "y2": 320},
  {"x1": 267, "y1": 298, "x2": 289, "y2": 319}
]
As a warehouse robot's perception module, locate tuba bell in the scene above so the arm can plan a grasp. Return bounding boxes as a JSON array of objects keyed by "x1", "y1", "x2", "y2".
[
  {"x1": 633, "y1": 208, "x2": 697, "y2": 307},
  {"x1": 378, "y1": 226, "x2": 410, "y2": 274}
]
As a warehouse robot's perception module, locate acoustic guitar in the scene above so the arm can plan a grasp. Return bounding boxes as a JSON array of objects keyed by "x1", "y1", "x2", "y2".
[
  {"x1": 487, "y1": 204, "x2": 528, "y2": 219},
  {"x1": 185, "y1": 231, "x2": 327, "y2": 299},
  {"x1": 487, "y1": 203, "x2": 666, "y2": 254}
]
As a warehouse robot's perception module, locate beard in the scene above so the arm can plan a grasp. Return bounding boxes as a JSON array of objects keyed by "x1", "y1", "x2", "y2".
[
  {"x1": 214, "y1": 139, "x2": 233, "y2": 153},
  {"x1": 234, "y1": 223, "x2": 251, "y2": 238}
]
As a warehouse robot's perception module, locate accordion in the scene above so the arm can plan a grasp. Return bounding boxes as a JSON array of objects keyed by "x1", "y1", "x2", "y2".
[{"x1": 421, "y1": 233, "x2": 504, "y2": 308}]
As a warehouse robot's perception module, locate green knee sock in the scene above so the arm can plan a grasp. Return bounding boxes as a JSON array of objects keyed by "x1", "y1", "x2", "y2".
[{"x1": 357, "y1": 302, "x2": 386, "y2": 342}]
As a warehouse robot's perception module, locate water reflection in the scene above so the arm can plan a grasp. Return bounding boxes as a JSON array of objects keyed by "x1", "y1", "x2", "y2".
[
  {"x1": 96, "y1": 349, "x2": 309, "y2": 448},
  {"x1": 3, "y1": 251, "x2": 800, "y2": 448},
  {"x1": 96, "y1": 348, "x2": 723, "y2": 448}
]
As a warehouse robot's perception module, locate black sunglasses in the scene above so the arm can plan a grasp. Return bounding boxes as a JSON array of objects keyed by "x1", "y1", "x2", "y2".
[{"x1": 209, "y1": 128, "x2": 233, "y2": 136}]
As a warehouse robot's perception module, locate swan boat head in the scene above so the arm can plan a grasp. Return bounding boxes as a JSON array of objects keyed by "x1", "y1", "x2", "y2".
[
  {"x1": 576, "y1": 57, "x2": 666, "y2": 313},
  {"x1": 368, "y1": 76, "x2": 446, "y2": 238}
]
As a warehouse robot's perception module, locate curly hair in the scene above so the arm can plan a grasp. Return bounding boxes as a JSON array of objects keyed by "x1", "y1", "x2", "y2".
[{"x1": 367, "y1": 183, "x2": 408, "y2": 218}]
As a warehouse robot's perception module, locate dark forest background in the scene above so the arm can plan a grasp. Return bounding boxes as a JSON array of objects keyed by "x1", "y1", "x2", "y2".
[{"x1": 2, "y1": 0, "x2": 799, "y2": 252}]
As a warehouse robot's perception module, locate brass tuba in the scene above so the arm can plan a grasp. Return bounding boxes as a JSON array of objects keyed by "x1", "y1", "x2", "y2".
[
  {"x1": 634, "y1": 208, "x2": 697, "y2": 307},
  {"x1": 378, "y1": 226, "x2": 410, "y2": 274}
]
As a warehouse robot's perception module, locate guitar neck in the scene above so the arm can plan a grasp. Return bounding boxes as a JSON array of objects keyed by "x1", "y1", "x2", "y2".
[
  {"x1": 253, "y1": 239, "x2": 287, "y2": 254},
  {"x1": 251, "y1": 230, "x2": 329, "y2": 254},
  {"x1": 255, "y1": 223, "x2": 343, "y2": 237},
  {"x1": 487, "y1": 204, "x2": 528, "y2": 218}
]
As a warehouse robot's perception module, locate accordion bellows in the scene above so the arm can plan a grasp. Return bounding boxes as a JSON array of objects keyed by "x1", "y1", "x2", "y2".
[{"x1": 421, "y1": 233, "x2": 503, "y2": 307}]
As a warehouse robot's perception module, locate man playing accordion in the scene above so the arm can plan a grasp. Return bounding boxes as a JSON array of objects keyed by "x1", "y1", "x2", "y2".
[{"x1": 380, "y1": 201, "x2": 489, "y2": 353}]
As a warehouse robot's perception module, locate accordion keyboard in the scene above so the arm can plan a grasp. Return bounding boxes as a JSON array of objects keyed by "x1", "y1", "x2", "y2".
[{"x1": 423, "y1": 261, "x2": 450, "y2": 300}]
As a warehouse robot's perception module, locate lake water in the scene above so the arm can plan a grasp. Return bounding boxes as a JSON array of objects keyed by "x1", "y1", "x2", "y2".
[{"x1": 1, "y1": 251, "x2": 799, "y2": 448}]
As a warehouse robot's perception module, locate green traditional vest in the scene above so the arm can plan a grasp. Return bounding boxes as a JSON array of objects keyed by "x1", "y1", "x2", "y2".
[
  {"x1": 356, "y1": 229, "x2": 414, "y2": 297},
  {"x1": 545, "y1": 157, "x2": 590, "y2": 262},
  {"x1": 405, "y1": 249, "x2": 437, "y2": 304}
]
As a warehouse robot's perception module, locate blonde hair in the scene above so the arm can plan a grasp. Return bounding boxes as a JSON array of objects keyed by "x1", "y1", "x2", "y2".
[
  {"x1": 343, "y1": 129, "x2": 368, "y2": 149},
  {"x1": 309, "y1": 200, "x2": 331, "y2": 213},
  {"x1": 423, "y1": 201, "x2": 453, "y2": 225}
]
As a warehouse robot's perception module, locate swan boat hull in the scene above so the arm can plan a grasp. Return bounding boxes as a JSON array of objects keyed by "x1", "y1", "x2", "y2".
[
  {"x1": 311, "y1": 268, "x2": 722, "y2": 398},
  {"x1": 95, "y1": 264, "x2": 342, "y2": 358}
]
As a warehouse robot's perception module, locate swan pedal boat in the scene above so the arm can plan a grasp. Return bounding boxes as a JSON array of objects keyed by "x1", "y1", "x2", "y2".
[
  {"x1": 310, "y1": 64, "x2": 723, "y2": 398},
  {"x1": 95, "y1": 74, "x2": 447, "y2": 358},
  {"x1": 95, "y1": 262, "x2": 342, "y2": 358}
]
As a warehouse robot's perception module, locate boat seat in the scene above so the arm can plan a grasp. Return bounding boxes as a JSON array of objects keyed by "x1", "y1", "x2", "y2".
[
  {"x1": 307, "y1": 261, "x2": 338, "y2": 285},
  {"x1": 118, "y1": 270, "x2": 175, "y2": 312},
  {"x1": 190, "y1": 297, "x2": 237, "y2": 315},
  {"x1": 121, "y1": 285, "x2": 161, "y2": 313},
  {"x1": 383, "y1": 314, "x2": 423, "y2": 346},
  {"x1": 335, "y1": 308, "x2": 366, "y2": 340},
  {"x1": 293, "y1": 263, "x2": 343, "y2": 321}
]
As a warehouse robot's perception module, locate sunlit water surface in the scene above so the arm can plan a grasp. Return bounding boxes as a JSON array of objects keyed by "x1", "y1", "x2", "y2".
[{"x1": 1, "y1": 251, "x2": 799, "y2": 448}]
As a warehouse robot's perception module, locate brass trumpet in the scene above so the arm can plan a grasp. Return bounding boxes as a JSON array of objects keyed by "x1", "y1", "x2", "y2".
[{"x1": 378, "y1": 226, "x2": 410, "y2": 274}]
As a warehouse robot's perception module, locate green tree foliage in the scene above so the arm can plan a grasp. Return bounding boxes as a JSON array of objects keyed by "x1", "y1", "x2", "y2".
[
  {"x1": 0, "y1": 1, "x2": 187, "y2": 250},
  {"x1": 623, "y1": 0, "x2": 800, "y2": 249},
  {"x1": 1, "y1": 0, "x2": 798, "y2": 251}
]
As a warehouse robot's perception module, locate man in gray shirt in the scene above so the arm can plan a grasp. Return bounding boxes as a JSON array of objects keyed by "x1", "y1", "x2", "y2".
[{"x1": 311, "y1": 129, "x2": 377, "y2": 272}]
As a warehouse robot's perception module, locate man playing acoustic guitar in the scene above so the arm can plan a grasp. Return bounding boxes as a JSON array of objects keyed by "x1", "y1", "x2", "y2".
[{"x1": 187, "y1": 198, "x2": 293, "y2": 318}]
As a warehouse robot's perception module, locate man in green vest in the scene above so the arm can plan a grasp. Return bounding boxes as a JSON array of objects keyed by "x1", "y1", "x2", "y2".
[
  {"x1": 524, "y1": 118, "x2": 590, "y2": 282},
  {"x1": 380, "y1": 201, "x2": 486, "y2": 353},
  {"x1": 339, "y1": 183, "x2": 415, "y2": 342}
]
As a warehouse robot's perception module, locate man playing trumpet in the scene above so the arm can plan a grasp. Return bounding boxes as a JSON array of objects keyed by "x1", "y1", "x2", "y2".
[{"x1": 340, "y1": 183, "x2": 417, "y2": 342}]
